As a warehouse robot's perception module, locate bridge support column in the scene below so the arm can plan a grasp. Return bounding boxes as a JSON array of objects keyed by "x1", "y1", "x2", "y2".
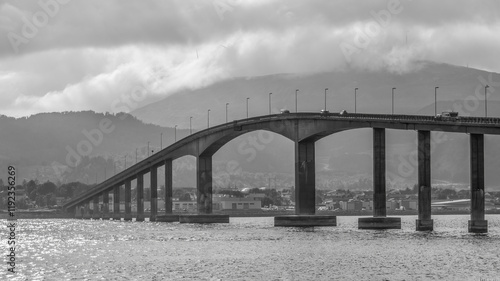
[
  {"x1": 150, "y1": 167, "x2": 158, "y2": 222},
  {"x1": 295, "y1": 140, "x2": 316, "y2": 215},
  {"x1": 136, "y1": 173, "x2": 145, "y2": 222},
  {"x1": 92, "y1": 195, "x2": 100, "y2": 220},
  {"x1": 180, "y1": 155, "x2": 228, "y2": 223},
  {"x1": 359, "y1": 128, "x2": 401, "y2": 229},
  {"x1": 469, "y1": 134, "x2": 487, "y2": 233},
  {"x1": 158, "y1": 159, "x2": 179, "y2": 222},
  {"x1": 102, "y1": 191, "x2": 110, "y2": 220},
  {"x1": 416, "y1": 131, "x2": 433, "y2": 231},
  {"x1": 113, "y1": 185, "x2": 120, "y2": 221},
  {"x1": 83, "y1": 201, "x2": 91, "y2": 219},
  {"x1": 75, "y1": 204, "x2": 83, "y2": 219},
  {"x1": 197, "y1": 156, "x2": 213, "y2": 214},
  {"x1": 275, "y1": 139, "x2": 336, "y2": 227},
  {"x1": 124, "y1": 180, "x2": 132, "y2": 221}
]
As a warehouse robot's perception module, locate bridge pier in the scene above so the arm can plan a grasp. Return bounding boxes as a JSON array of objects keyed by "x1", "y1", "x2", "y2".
[
  {"x1": 124, "y1": 180, "x2": 132, "y2": 221},
  {"x1": 83, "y1": 201, "x2": 91, "y2": 219},
  {"x1": 416, "y1": 131, "x2": 433, "y2": 231},
  {"x1": 150, "y1": 167, "x2": 158, "y2": 222},
  {"x1": 158, "y1": 159, "x2": 179, "y2": 222},
  {"x1": 102, "y1": 190, "x2": 110, "y2": 220},
  {"x1": 164, "y1": 159, "x2": 173, "y2": 214},
  {"x1": 179, "y1": 155, "x2": 228, "y2": 224},
  {"x1": 359, "y1": 128, "x2": 401, "y2": 229},
  {"x1": 92, "y1": 195, "x2": 100, "y2": 220},
  {"x1": 113, "y1": 185, "x2": 120, "y2": 221},
  {"x1": 136, "y1": 173, "x2": 145, "y2": 222},
  {"x1": 275, "y1": 139, "x2": 336, "y2": 227},
  {"x1": 75, "y1": 204, "x2": 83, "y2": 219},
  {"x1": 469, "y1": 134, "x2": 488, "y2": 233}
]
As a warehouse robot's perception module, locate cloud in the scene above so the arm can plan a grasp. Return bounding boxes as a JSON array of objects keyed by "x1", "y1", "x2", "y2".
[{"x1": 1, "y1": 0, "x2": 500, "y2": 117}]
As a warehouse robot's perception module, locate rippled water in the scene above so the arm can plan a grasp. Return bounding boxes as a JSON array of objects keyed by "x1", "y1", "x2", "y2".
[{"x1": 2, "y1": 215, "x2": 500, "y2": 280}]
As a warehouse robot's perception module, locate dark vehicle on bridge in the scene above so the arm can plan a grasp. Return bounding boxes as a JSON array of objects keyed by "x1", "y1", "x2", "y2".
[
  {"x1": 280, "y1": 109, "x2": 290, "y2": 114},
  {"x1": 320, "y1": 109, "x2": 330, "y2": 115},
  {"x1": 435, "y1": 111, "x2": 459, "y2": 121},
  {"x1": 340, "y1": 109, "x2": 348, "y2": 116}
]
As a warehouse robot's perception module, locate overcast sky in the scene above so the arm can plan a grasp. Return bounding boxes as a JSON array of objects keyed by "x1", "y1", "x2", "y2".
[{"x1": 1, "y1": 0, "x2": 499, "y2": 117}]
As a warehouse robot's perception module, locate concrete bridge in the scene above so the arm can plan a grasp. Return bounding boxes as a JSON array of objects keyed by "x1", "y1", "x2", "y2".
[{"x1": 64, "y1": 112, "x2": 500, "y2": 233}]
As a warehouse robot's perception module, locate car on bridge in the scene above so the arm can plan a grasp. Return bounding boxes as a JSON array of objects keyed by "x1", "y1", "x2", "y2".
[
  {"x1": 280, "y1": 109, "x2": 290, "y2": 114},
  {"x1": 320, "y1": 109, "x2": 330, "y2": 115},
  {"x1": 435, "y1": 111, "x2": 460, "y2": 121}
]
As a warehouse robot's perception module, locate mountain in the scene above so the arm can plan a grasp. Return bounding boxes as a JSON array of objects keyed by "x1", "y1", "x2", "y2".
[
  {"x1": 0, "y1": 112, "x2": 190, "y2": 185},
  {"x1": 130, "y1": 61, "x2": 500, "y2": 190}
]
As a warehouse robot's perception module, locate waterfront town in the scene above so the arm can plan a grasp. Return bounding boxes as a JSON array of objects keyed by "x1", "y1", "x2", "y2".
[{"x1": 2, "y1": 179, "x2": 500, "y2": 215}]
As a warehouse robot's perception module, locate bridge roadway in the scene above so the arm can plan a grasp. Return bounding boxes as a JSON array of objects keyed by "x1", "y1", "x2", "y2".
[{"x1": 64, "y1": 112, "x2": 500, "y2": 232}]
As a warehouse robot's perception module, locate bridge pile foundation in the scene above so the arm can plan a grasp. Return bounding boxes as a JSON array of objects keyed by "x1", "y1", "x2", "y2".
[
  {"x1": 83, "y1": 202, "x2": 91, "y2": 219},
  {"x1": 150, "y1": 167, "x2": 158, "y2": 222},
  {"x1": 124, "y1": 180, "x2": 132, "y2": 221},
  {"x1": 359, "y1": 128, "x2": 401, "y2": 230},
  {"x1": 274, "y1": 215, "x2": 336, "y2": 227},
  {"x1": 164, "y1": 159, "x2": 173, "y2": 214},
  {"x1": 416, "y1": 131, "x2": 433, "y2": 231},
  {"x1": 92, "y1": 196, "x2": 100, "y2": 220},
  {"x1": 469, "y1": 134, "x2": 487, "y2": 233},
  {"x1": 102, "y1": 191, "x2": 110, "y2": 220},
  {"x1": 136, "y1": 173, "x2": 145, "y2": 222},
  {"x1": 113, "y1": 185, "x2": 120, "y2": 221},
  {"x1": 179, "y1": 214, "x2": 229, "y2": 223}
]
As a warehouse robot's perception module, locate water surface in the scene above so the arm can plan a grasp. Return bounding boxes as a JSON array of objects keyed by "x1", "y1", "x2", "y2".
[{"x1": 3, "y1": 215, "x2": 500, "y2": 280}]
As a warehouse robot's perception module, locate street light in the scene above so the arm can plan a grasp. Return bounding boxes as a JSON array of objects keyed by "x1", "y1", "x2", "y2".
[
  {"x1": 160, "y1": 133, "x2": 163, "y2": 150},
  {"x1": 189, "y1": 117, "x2": 192, "y2": 134},
  {"x1": 207, "y1": 109, "x2": 210, "y2": 128},
  {"x1": 246, "y1": 98, "x2": 250, "y2": 118},
  {"x1": 324, "y1": 88, "x2": 328, "y2": 111},
  {"x1": 147, "y1": 141, "x2": 150, "y2": 157},
  {"x1": 225, "y1": 103, "x2": 229, "y2": 123},
  {"x1": 434, "y1": 87, "x2": 439, "y2": 116},
  {"x1": 485, "y1": 85, "x2": 490, "y2": 117},
  {"x1": 135, "y1": 148, "x2": 138, "y2": 164},
  {"x1": 124, "y1": 155, "x2": 127, "y2": 169},
  {"x1": 295, "y1": 89, "x2": 299, "y2": 112},
  {"x1": 354, "y1": 88, "x2": 358, "y2": 113},
  {"x1": 269, "y1": 93, "x2": 272, "y2": 115},
  {"x1": 174, "y1": 125, "x2": 177, "y2": 142},
  {"x1": 392, "y1": 87, "x2": 396, "y2": 115}
]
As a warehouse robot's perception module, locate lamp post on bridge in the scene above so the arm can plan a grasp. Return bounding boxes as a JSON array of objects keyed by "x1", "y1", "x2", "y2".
[
  {"x1": 354, "y1": 88, "x2": 358, "y2": 113},
  {"x1": 160, "y1": 133, "x2": 163, "y2": 150},
  {"x1": 269, "y1": 93, "x2": 272, "y2": 115},
  {"x1": 174, "y1": 125, "x2": 177, "y2": 142},
  {"x1": 207, "y1": 109, "x2": 210, "y2": 128},
  {"x1": 485, "y1": 85, "x2": 489, "y2": 117},
  {"x1": 392, "y1": 87, "x2": 396, "y2": 115},
  {"x1": 147, "y1": 141, "x2": 150, "y2": 157},
  {"x1": 189, "y1": 117, "x2": 192, "y2": 135},
  {"x1": 225, "y1": 103, "x2": 229, "y2": 123},
  {"x1": 124, "y1": 155, "x2": 127, "y2": 169},
  {"x1": 434, "y1": 87, "x2": 439, "y2": 116},
  {"x1": 324, "y1": 88, "x2": 328, "y2": 111},
  {"x1": 295, "y1": 89, "x2": 299, "y2": 113},
  {"x1": 246, "y1": 98, "x2": 249, "y2": 118},
  {"x1": 135, "y1": 148, "x2": 138, "y2": 164}
]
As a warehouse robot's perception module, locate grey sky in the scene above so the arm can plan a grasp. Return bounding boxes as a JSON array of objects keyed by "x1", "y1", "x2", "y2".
[{"x1": 1, "y1": 0, "x2": 499, "y2": 117}]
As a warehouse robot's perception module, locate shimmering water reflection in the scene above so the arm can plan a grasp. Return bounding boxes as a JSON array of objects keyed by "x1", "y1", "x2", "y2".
[{"x1": 3, "y1": 215, "x2": 500, "y2": 280}]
